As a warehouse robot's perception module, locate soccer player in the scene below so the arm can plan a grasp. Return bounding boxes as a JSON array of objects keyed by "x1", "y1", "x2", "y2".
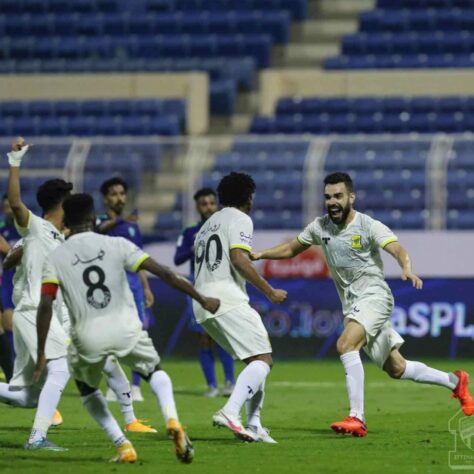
[
  {"x1": 0, "y1": 138, "x2": 155, "y2": 451},
  {"x1": 193, "y1": 172, "x2": 287, "y2": 443},
  {"x1": 174, "y1": 187, "x2": 235, "y2": 397},
  {"x1": 251, "y1": 172, "x2": 474, "y2": 437},
  {"x1": 34, "y1": 193, "x2": 220, "y2": 463},
  {"x1": 97, "y1": 177, "x2": 153, "y2": 402}
]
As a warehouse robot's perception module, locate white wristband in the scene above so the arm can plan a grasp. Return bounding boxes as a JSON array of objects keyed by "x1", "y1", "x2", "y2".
[{"x1": 7, "y1": 145, "x2": 29, "y2": 167}]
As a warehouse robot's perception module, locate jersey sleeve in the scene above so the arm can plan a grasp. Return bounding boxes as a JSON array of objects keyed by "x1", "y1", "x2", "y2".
[
  {"x1": 42, "y1": 257, "x2": 60, "y2": 286},
  {"x1": 369, "y1": 220, "x2": 398, "y2": 248},
  {"x1": 15, "y1": 210, "x2": 40, "y2": 237},
  {"x1": 174, "y1": 228, "x2": 194, "y2": 266},
  {"x1": 297, "y1": 219, "x2": 322, "y2": 246},
  {"x1": 229, "y1": 215, "x2": 253, "y2": 252},
  {"x1": 118, "y1": 237, "x2": 150, "y2": 272}
]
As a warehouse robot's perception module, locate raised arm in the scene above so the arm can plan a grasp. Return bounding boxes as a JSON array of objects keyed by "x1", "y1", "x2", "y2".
[
  {"x1": 383, "y1": 241, "x2": 423, "y2": 289},
  {"x1": 251, "y1": 238, "x2": 309, "y2": 261},
  {"x1": 7, "y1": 137, "x2": 31, "y2": 228},
  {"x1": 138, "y1": 257, "x2": 220, "y2": 313},
  {"x1": 230, "y1": 248, "x2": 287, "y2": 304}
]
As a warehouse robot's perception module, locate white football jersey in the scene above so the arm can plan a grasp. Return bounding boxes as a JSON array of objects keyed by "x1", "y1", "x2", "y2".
[
  {"x1": 42, "y1": 232, "x2": 149, "y2": 362},
  {"x1": 193, "y1": 207, "x2": 253, "y2": 323},
  {"x1": 298, "y1": 211, "x2": 397, "y2": 315},
  {"x1": 14, "y1": 211, "x2": 65, "y2": 312}
]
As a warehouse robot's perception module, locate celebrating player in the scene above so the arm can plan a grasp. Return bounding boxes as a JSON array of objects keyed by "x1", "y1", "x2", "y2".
[
  {"x1": 0, "y1": 138, "x2": 155, "y2": 452},
  {"x1": 97, "y1": 177, "x2": 153, "y2": 402},
  {"x1": 174, "y1": 187, "x2": 235, "y2": 398},
  {"x1": 251, "y1": 172, "x2": 474, "y2": 437},
  {"x1": 34, "y1": 193, "x2": 220, "y2": 463},
  {"x1": 193, "y1": 172, "x2": 287, "y2": 443}
]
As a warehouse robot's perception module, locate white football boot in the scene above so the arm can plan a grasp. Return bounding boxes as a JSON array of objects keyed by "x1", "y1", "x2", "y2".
[
  {"x1": 246, "y1": 425, "x2": 278, "y2": 444},
  {"x1": 212, "y1": 410, "x2": 256, "y2": 442}
]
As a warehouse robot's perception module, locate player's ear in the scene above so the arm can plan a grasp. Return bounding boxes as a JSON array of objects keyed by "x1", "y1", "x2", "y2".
[{"x1": 350, "y1": 192, "x2": 356, "y2": 205}]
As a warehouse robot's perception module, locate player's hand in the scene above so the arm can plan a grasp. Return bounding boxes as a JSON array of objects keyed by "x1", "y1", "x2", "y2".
[
  {"x1": 144, "y1": 287, "x2": 154, "y2": 308},
  {"x1": 202, "y1": 297, "x2": 220, "y2": 314},
  {"x1": 32, "y1": 354, "x2": 47, "y2": 384},
  {"x1": 250, "y1": 251, "x2": 262, "y2": 261},
  {"x1": 268, "y1": 288, "x2": 288, "y2": 304},
  {"x1": 401, "y1": 270, "x2": 423, "y2": 290},
  {"x1": 8, "y1": 136, "x2": 32, "y2": 167},
  {"x1": 125, "y1": 213, "x2": 138, "y2": 223}
]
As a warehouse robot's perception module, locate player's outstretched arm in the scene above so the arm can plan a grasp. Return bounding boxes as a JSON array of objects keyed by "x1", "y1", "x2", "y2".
[
  {"x1": 231, "y1": 248, "x2": 287, "y2": 304},
  {"x1": 250, "y1": 238, "x2": 309, "y2": 261},
  {"x1": 3, "y1": 244, "x2": 23, "y2": 271},
  {"x1": 383, "y1": 241, "x2": 423, "y2": 289},
  {"x1": 32, "y1": 294, "x2": 54, "y2": 383},
  {"x1": 138, "y1": 258, "x2": 220, "y2": 313},
  {"x1": 7, "y1": 137, "x2": 31, "y2": 228}
]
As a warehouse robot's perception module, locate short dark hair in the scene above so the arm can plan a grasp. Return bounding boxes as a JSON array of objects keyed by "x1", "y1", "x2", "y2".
[
  {"x1": 193, "y1": 187, "x2": 216, "y2": 202},
  {"x1": 63, "y1": 193, "x2": 95, "y2": 228},
  {"x1": 100, "y1": 177, "x2": 128, "y2": 196},
  {"x1": 324, "y1": 172, "x2": 353, "y2": 192},
  {"x1": 217, "y1": 172, "x2": 256, "y2": 208},
  {"x1": 36, "y1": 179, "x2": 73, "y2": 214}
]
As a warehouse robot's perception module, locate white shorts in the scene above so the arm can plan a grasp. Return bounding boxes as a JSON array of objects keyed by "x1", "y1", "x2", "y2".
[
  {"x1": 10, "y1": 310, "x2": 69, "y2": 387},
  {"x1": 69, "y1": 330, "x2": 160, "y2": 388},
  {"x1": 201, "y1": 304, "x2": 272, "y2": 361},
  {"x1": 345, "y1": 295, "x2": 404, "y2": 368}
]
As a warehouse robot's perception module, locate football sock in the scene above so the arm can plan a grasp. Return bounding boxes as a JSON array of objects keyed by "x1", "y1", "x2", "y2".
[
  {"x1": 401, "y1": 360, "x2": 458, "y2": 389},
  {"x1": 103, "y1": 357, "x2": 136, "y2": 425},
  {"x1": 0, "y1": 333, "x2": 13, "y2": 382},
  {"x1": 199, "y1": 349, "x2": 217, "y2": 388},
  {"x1": 223, "y1": 360, "x2": 270, "y2": 418},
  {"x1": 81, "y1": 389, "x2": 126, "y2": 446},
  {"x1": 340, "y1": 351, "x2": 365, "y2": 422},
  {"x1": 29, "y1": 357, "x2": 70, "y2": 443},
  {"x1": 149, "y1": 370, "x2": 178, "y2": 422},
  {"x1": 131, "y1": 371, "x2": 141, "y2": 387},
  {"x1": 0, "y1": 384, "x2": 39, "y2": 407},
  {"x1": 217, "y1": 346, "x2": 235, "y2": 384},
  {"x1": 246, "y1": 381, "x2": 265, "y2": 430}
]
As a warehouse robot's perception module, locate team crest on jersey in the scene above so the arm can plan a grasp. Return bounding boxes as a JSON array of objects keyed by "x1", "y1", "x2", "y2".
[{"x1": 351, "y1": 235, "x2": 362, "y2": 249}]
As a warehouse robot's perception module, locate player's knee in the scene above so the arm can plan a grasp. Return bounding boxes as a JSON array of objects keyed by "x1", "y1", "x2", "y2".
[
  {"x1": 336, "y1": 337, "x2": 353, "y2": 355},
  {"x1": 198, "y1": 333, "x2": 212, "y2": 350},
  {"x1": 384, "y1": 361, "x2": 405, "y2": 379}
]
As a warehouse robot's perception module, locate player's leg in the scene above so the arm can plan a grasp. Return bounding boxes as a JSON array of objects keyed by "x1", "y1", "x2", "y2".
[
  {"x1": 198, "y1": 331, "x2": 219, "y2": 397},
  {"x1": 0, "y1": 317, "x2": 13, "y2": 382},
  {"x1": 77, "y1": 378, "x2": 137, "y2": 463},
  {"x1": 102, "y1": 356, "x2": 156, "y2": 433},
  {"x1": 0, "y1": 382, "x2": 39, "y2": 406},
  {"x1": 330, "y1": 319, "x2": 367, "y2": 436},
  {"x1": 204, "y1": 305, "x2": 273, "y2": 442},
  {"x1": 25, "y1": 356, "x2": 70, "y2": 450},
  {"x1": 217, "y1": 344, "x2": 235, "y2": 396},
  {"x1": 384, "y1": 349, "x2": 474, "y2": 415}
]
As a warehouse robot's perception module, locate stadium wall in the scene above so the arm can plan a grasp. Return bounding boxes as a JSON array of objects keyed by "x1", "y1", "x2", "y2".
[
  {"x1": 259, "y1": 69, "x2": 474, "y2": 115},
  {"x1": 0, "y1": 72, "x2": 209, "y2": 134}
]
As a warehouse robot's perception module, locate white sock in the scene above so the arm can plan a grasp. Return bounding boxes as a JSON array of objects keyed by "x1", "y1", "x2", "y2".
[
  {"x1": 340, "y1": 351, "x2": 365, "y2": 422},
  {"x1": 29, "y1": 357, "x2": 70, "y2": 443},
  {"x1": 149, "y1": 370, "x2": 178, "y2": 422},
  {"x1": 103, "y1": 357, "x2": 136, "y2": 425},
  {"x1": 224, "y1": 360, "x2": 270, "y2": 418},
  {"x1": 246, "y1": 381, "x2": 265, "y2": 430},
  {"x1": 81, "y1": 389, "x2": 127, "y2": 446},
  {"x1": 401, "y1": 360, "x2": 458, "y2": 390},
  {"x1": 0, "y1": 383, "x2": 39, "y2": 408}
]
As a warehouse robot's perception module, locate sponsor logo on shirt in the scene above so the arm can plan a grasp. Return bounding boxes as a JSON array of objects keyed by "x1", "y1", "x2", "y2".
[{"x1": 351, "y1": 235, "x2": 362, "y2": 249}]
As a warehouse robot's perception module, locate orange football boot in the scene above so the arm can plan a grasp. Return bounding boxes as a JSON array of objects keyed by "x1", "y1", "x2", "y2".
[
  {"x1": 51, "y1": 410, "x2": 63, "y2": 427},
  {"x1": 452, "y1": 370, "x2": 474, "y2": 416},
  {"x1": 331, "y1": 416, "x2": 367, "y2": 437}
]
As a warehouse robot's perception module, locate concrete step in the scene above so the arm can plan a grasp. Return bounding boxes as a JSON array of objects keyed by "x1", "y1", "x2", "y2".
[
  {"x1": 154, "y1": 173, "x2": 188, "y2": 191},
  {"x1": 137, "y1": 191, "x2": 176, "y2": 212},
  {"x1": 138, "y1": 212, "x2": 158, "y2": 233},
  {"x1": 293, "y1": 19, "x2": 358, "y2": 43},
  {"x1": 283, "y1": 43, "x2": 340, "y2": 68},
  {"x1": 315, "y1": 0, "x2": 374, "y2": 20}
]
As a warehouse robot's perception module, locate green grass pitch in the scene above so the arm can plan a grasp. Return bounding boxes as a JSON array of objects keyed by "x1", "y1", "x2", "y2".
[{"x1": 1, "y1": 359, "x2": 472, "y2": 474}]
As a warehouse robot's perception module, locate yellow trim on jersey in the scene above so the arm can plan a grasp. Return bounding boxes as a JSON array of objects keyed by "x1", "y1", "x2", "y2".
[
  {"x1": 15, "y1": 209, "x2": 32, "y2": 233},
  {"x1": 381, "y1": 237, "x2": 398, "y2": 249},
  {"x1": 42, "y1": 278, "x2": 60, "y2": 285},
  {"x1": 297, "y1": 235, "x2": 311, "y2": 246},
  {"x1": 132, "y1": 253, "x2": 150, "y2": 272},
  {"x1": 230, "y1": 244, "x2": 252, "y2": 252}
]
